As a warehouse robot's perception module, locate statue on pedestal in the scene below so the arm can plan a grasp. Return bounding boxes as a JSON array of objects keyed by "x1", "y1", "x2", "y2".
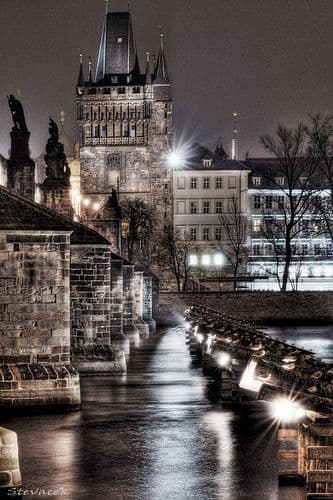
[{"x1": 43, "y1": 118, "x2": 71, "y2": 186}]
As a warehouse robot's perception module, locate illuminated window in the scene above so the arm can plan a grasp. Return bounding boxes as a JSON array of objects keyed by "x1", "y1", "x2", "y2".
[
  {"x1": 203, "y1": 228, "x2": 210, "y2": 240},
  {"x1": 202, "y1": 254, "x2": 210, "y2": 266},
  {"x1": 203, "y1": 158, "x2": 212, "y2": 167},
  {"x1": 190, "y1": 177, "x2": 197, "y2": 189},
  {"x1": 203, "y1": 201, "x2": 210, "y2": 214},
  {"x1": 215, "y1": 177, "x2": 223, "y2": 188},
  {"x1": 189, "y1": 254, "x2": 198, "y2": 266},
  {"x1": 215, "y1": 201, "x2": 223, "y2": 214},
  {"x1": 203, "y1": 177, "x2": 210, "y2": 188},
  {"x1": 253, "y1": 176, "x2": 261, "y2": 186},
  {"x1": 214, "y1": 253, "x2": 224, "y2": 266},
  {"x1": 253, "y1": 219, "x2": 261, "y2": 233},
  {"x1": 190, "y1": 228, "x2": 197, "y2": 240},
  {"x1": 117, "y1": 37, "x2": 123, "y2": 43}
]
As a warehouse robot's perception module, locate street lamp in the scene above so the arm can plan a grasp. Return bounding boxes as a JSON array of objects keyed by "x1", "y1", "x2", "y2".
[{"x1": 271, "y1": 397, "x2": 305, "y2": 423}]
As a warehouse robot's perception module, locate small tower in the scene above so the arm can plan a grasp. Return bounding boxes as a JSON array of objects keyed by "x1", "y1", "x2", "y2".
[
  {"x1": 76, "y1": 8, "x2": 173, "y2": 274},
  {"x1": 40, "y1": 118, "x2": 73, "y2": 219},
  {"x1": 7, "y1": 95, "x2": 35, "y2": 200}
]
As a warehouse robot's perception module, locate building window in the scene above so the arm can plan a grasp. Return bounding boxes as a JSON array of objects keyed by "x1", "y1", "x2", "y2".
[
  {"x1": 133, "y1": 87, "x2": 140, "y2": 94},
  {"x1": 202, "y1": 254, "x2": 210, "y2": 266},
  {"x1": 253, "y1": 176, "x2": 261, "y2": 186},
  {"x1": 117, "y1": 37, "x2": 123, "y2": 43},
  {"x1": 253, "y1": 219, "x2": 261, "y2": 233},
  {"x1": 215, "y1": 227, "x2": 222, "y2": 240},
  {"x1": 266, "y1": 195, "x2": 273, "y2": 209},
  {"x1": 190, "y1": 177, "x2": 197, "y2": 189},
  {"x1": 275, "y1": 176, "x2": 285, "y2": 187},
  {"x1": 123, "y1": 123, "x2": 129, "y2": 136},
  {"x1": 190, "y1": 201, "x2": 197, "y2": 214},
  {"x1": 177, "y1": 177, "x2": 185, "y2": 189},
  {"x1": 253, "y1": 244, "x2": 261, "y2": 256},
  {"x1": 203, "y1": 177, "x2": 210, "y2": 189},
  {"x1": 228, "y1": 176, "x2": 236, "y2": 188},
  {"x1": 203, "y1": 158, "x2": 212, "y2": 167},
  {"x1": 190, "y1": 228, "x2": 197, "y2": 240},
  {"x1": 215, "y1": 201, "x2": 223, "y2": 214},
  {"x1": 203, "y1": 201, "x2": 210, "y2": 214},
  {"x1": 215, "y1": 177, "x2": 223, "y2": 189},
  {"x1": 177, "y1": 201, "x2": 185, "y2": 214},
  {"x1": 130, "y1": 124, "x2": 136, "y2": 137},
  {"x1": 277, "y1": 195, "x2": 284, "y2": 208},
  {"x1": 253, "y1": 195, "x2": 261, "y2": 209},
  {"x1": 203, "y1": 228, "x2": 210, "y2": 240},
  {"x1": 118, "y1": 87, "x2": 126, "y2": 94},
  {"x1": 189, "y1": 254, "x2": 198, "y2": 266}
]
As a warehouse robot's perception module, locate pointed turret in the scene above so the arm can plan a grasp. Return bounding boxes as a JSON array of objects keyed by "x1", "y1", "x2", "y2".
[
  {"x1": 145, "y1": 52, "x2": 152, "y2": 84},
  {"x1": 154, "y1": 33, "x2": 169, "y2": 83},
  {"x1": 77, "y1": 51, "x2": 85, "y2": 87}
]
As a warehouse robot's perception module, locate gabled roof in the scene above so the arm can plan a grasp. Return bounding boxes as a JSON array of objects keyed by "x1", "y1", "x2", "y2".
[
  {"x1": 180, "y1": 143, "x2": 249, "y2": 171},
  {"x1": 0, "y1": 186, "x2": 110, "y2": 245}
]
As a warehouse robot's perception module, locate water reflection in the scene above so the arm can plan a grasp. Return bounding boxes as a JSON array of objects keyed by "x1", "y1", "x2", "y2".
[{"x1": 1, "y1": 325, "x2": 329, "y2": 499}]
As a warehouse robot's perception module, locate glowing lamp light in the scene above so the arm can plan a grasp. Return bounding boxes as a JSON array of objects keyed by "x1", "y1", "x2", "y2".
[
  {"x1": 93, "y1": 202, "x2": 101, "y2": 211},
  {"x1": 83, "y1": 198, "x2": 90, "y2": 207},
  {"x1": 271, "y1": 398, "x2": 305, "y2": 423},
  {"x1": 216, "y1": 351, "x2": 231, "y2": 368},
  {"x1": 167, "y1": 151, "x2": 184, "y2": 169},
  {"x1": 239, "y1": 359, "x2": 263, "y2": 393},
  {"x1": 196, "y1": 333, "x2": 204, "y2": 343},
  {"x1": 214, "y1": 253, "x2": 224, "y2": 267},
  {"x1": 189, "y1": 254, "x2": 198, "y2": 266},
  {"x1": 202, "y1": 254, "x2": 211, "y2": 267}
]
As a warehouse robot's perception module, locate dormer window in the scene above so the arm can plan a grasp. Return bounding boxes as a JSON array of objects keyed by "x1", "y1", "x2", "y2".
[
  {"x1": 253, "y1": 176, "x2": 262, "y2": 186},
  {"x1": 275, "y1": 176, "x2": 285, "y2": 187},
  {"x1": 117, "y1": 37, "x2": 123, "y2": 43},
  {"x1": 203, "y1": 158, "x2": 212, "y2": 167}
]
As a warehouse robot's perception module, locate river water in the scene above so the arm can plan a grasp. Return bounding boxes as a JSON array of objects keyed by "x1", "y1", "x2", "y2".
[{"x1": 2, "y1": 324, "x2": 332, "y2": 500}]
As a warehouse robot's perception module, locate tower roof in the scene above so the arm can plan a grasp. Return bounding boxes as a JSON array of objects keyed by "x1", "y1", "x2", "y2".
[
  {"x1": 95, "y1": 12, "x2": 138, "y2": 83},
  {"x1": 154, "y1": 34, "x2": 169, "y2": 84}
]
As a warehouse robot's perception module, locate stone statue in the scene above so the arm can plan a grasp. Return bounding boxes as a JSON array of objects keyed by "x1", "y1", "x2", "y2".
[
  {"x1": 44, "y1": 117, "x2": 71, "y2": 185},
  {"x1": 7, "y1": 95, "x2": 28, "y2": 132}
]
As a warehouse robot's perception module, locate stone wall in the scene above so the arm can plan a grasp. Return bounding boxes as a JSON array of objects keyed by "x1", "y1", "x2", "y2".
[
  {"x1": 122, "y1": 264, "x2": 139, "y2": 340},
  {"x1": 0, "y1": 230, "x2": 80, "y2": 409},
  {"x1": 157, "y1": 291, "x2": 333, "y2": 325},
  {"x1": 70, "y1": 245, "x2": 111, "y2": 346}
]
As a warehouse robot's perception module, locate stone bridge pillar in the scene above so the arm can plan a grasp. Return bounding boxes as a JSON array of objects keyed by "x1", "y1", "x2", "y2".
[
  {"x1": 110, "y1": 255, "x2": 129, "y2": 355},
  {"x1": 0, "y1": 427, "x2": 21, "y2": 489},
  {"x1": 134, "y1": 271, "x2": 149, "y2": 339},
  {"x1": 143, "y1": 275, "x2": 156, "y2": 334},
  {"x1": 122, "y1": 263, "x2": 139, "y2": 346},
  {"x1": 0, "y1": 231, "x2": 80, "y2": 410}
]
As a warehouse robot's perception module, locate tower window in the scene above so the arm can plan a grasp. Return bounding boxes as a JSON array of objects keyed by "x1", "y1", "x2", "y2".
[{"x1": 117, "y1": 37, "x2": 123, "y2": 43}]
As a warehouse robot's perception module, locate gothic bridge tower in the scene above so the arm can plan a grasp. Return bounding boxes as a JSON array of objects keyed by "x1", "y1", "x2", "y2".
[{"x1": 76, "y1": 9, "x2": 173, "y2": 271}]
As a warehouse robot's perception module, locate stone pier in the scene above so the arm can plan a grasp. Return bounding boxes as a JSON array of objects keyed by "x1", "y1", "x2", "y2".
[
  {"x1": 122, "y1": 262, "x2": 140, "y2": 346},
  {"x1": 0, "y1": 427, "x2": 21, "y2": 489}
]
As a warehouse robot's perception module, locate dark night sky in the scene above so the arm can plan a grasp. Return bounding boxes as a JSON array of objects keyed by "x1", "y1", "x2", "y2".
[{"x1": 1, "y1": 0, "x2": 332, "y2": 159}]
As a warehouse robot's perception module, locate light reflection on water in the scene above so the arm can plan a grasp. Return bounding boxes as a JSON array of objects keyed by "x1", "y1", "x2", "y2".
[{"x1": 2, "y1": 325, "x2": 328, "y2": 499}]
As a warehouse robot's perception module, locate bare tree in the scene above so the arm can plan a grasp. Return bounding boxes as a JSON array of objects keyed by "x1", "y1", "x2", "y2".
[
  {"x1": 218, "y1": 197, "x2": 248, "y2": 290},
  {"x1": 121, "y1": 198, "x2": 154, "y2": 266},
  {"x1": 161, "y1": 224, "x2": 194, "y2": 292},
  {"x1": 260, "y1": 124, "x2": 320, "y2": 291}
]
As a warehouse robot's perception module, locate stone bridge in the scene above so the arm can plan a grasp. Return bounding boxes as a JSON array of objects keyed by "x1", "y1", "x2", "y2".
[{"x1": 184, "y1": 304, "x2": 333, "y2": 498}]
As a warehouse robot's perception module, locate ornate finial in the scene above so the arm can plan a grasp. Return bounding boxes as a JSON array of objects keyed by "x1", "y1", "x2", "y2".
[
  {"x1": 60, "y1": 110, "x2": 65, "y2": 128},
  {"x1": 105, "y1": 0, "x2": 109, "y2": 14},
  {"x1": 146, "y1": 51, "x2": 150, "y2": 62},
  {"x1": 88, "y1": 57, "x2": 92, "y2": 83}
]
